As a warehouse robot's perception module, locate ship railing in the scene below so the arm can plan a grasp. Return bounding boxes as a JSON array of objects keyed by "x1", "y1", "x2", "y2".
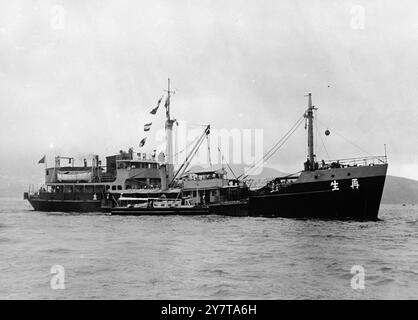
[
  {"x1": 28, "y1": 183, "x2": 47, "y2": 196},
  {"x1": 320, "y1": 155, "x2": 387, "y2": 169},
  {"x1": 246, "y1": 177, "x2": 286, "y2": 189},
  {"x1": 92, "y1": 175, "x2": 116, "y2": 183}
]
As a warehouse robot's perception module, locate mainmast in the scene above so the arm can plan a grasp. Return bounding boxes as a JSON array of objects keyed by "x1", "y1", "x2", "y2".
[{"x1": 305, "y1": 93, "x2": 316, "y2": 171}]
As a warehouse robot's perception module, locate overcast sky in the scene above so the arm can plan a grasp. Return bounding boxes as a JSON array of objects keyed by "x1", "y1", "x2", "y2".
[{"x1": 1, "y1": 0, "x2": 418, "y2": 184}]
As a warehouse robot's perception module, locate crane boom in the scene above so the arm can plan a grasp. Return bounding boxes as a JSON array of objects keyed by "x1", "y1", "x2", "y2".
[{"x1": 169, "y1": 125, "x2": 210, "y2": 187}]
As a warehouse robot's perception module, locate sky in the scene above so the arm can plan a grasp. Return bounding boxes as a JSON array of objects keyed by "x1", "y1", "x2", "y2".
[{"x1": 1, "y1": 0, "x2": 418, "y2": 189}]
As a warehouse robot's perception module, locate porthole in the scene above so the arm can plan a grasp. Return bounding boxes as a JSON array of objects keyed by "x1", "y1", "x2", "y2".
[
  {"x1": 331, "y1": 174, "x2": 335, "y2": 178},
  {"x1": 347, "y1": 173, "x2": 351, "y2": 177}
]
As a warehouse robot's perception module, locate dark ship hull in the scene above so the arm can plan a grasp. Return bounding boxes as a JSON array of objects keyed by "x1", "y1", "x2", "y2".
[
  {"x1": 25, "y1": 191, "x2": 103, "y2": 212},
  {"x1": 250, "y1": 176, "x2": 386, "y2": 220},
  {"x1": 250, "y1": 163, "x2": 387, "y2": 220},
  {"x1": 208, "y1": 201, "x2": 249, "y2": 217},
  {"x1": 27, "y1": 198, "x2": 102, "y2": 212}
]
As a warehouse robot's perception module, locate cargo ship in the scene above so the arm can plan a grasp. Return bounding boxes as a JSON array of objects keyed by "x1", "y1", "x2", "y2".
[{"x1": 209, "y1": 93, "x2": 388, "y2": 220}]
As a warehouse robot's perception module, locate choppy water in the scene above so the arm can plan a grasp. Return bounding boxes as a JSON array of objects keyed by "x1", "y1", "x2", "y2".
[{"x1": 0, "y1": 198, "x2": 417, "y2": 299}]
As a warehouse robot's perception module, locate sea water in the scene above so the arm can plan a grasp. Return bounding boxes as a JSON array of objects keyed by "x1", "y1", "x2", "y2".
[{"x1": 1, "y1": 198, "x2": 417, "y2": 299}]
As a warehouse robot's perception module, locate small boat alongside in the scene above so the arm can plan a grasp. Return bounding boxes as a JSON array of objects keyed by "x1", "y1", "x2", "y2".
[{"x1": 111, "y1": 195, "x2": 209, "y2": 216}]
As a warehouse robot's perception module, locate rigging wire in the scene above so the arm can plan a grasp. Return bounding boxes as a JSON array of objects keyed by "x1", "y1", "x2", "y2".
[
  {"x1": 315, "y1": 115, "x2": 330, "y2": 160},
  {"x1": 206, "y1": 134, "x2": 212, "y2": 167},
  {"x1": 315, "y1": 110, "x2": 318, "y2": 158},
  {"x1": 317, "y1": 119, "x2": 372, "y2": 156},
  {"x1": 240, "y1": 114, "x2": 305, "y2": 179},
  {"x1": 261, "y1": 117, "x2": 305, "y2": 164},
  {"x1": 170, "y1": 126, "x2": 210, "y2": 185},
  {"x1": 165, "y1": 122, "x2": 213, "y2": 164},
  {"x1": 242, "y1": 115, "x2": 305, "y2": 178},
  {"x1": 165, "y1": 132, "x2": 202, "y2": 164},
  {"x1": 306, "y1": 131, "x2": 308, "y2": 161},
  {"x1": 217, "y1": 146, "x2": 238, "y2": 180}
]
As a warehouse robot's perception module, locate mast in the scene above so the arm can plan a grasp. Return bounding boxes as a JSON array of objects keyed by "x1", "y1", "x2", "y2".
[
  {"x1": 306, "y1": 93, "x2": 316, "y2": 170},
  {"x1": 164, "y1": 78, "x2": 175, "y2": 188},
  {"x1": 166, "y1": 78, "x2": 171, "y2": 120}
]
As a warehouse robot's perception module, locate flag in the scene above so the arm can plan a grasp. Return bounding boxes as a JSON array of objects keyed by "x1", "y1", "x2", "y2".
[
  {"x1": 38, "y1": 155, "x2": 46, "y2": 164},
  {"x1": 144, "y1": 122, "x2": 152, "y2": 132},
  {"x1": 150, "y1": 106, "x2": 158, "y2": 115},
  {"x1": 139, "y1": 137, "x2": 147, "y2": 148},
  {"x1": 150, "y1": 95, "x2": 163, "y2": 115},
  {"x1": 164, "y1": 96, "x2": 170, "y2": 117}
]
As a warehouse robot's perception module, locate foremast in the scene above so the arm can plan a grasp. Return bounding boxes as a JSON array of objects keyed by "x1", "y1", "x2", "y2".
[
  {"x1": 164, "y1": 78, "x2": 175, "y2": 189},
  {"x1": 160, "y1": 79, "x2": 211, "y2": 190}
]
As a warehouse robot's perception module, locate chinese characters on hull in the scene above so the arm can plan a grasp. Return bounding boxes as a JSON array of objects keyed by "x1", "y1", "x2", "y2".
[{"x1": 331, "y1": 179, "x2": 360, "y2": 191}]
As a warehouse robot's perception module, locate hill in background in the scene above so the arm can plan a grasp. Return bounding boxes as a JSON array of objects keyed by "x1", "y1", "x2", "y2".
[{"x1": 381, "y1": 175, "x2": 418, "y2": 205}]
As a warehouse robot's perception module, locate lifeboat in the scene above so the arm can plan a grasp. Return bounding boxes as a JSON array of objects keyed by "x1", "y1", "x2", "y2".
[{"x1": 57, "y1": 171, "x2": 91, "y2": 182}]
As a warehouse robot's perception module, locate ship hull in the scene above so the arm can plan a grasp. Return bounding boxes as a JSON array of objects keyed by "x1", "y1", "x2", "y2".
[
  {"x1": 209, "y1": 164, "x2": 388, "y2": 220},
  {"x1": 28, "y1": 198, "x2": 102, "y2": 212},
  {"x1": 208, "y1": 201, "x2": 249, "y2": 217},
  {"x1": 249, "y1": 174, "x2": 387, "y2": 220}
]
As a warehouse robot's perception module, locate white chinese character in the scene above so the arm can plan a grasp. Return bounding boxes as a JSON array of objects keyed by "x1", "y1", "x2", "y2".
[
  {"x1": 350, "y1": 178, "x2": 360, "y2": 189},
  {"x1": 331, "y1": 180, "x2": 339, "y2": 191}
]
